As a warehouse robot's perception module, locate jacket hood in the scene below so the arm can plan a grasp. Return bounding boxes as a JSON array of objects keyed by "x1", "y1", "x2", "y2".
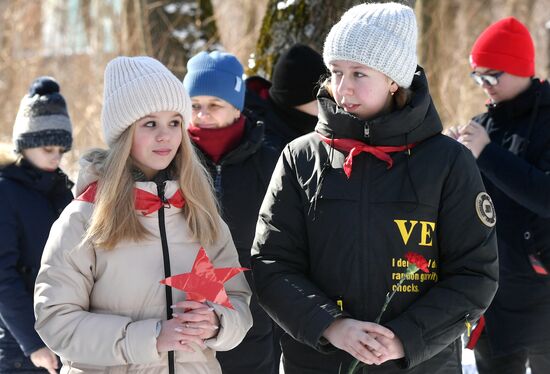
[
  {"x1": 245, "y1": 75, "x2": 272, "y2": 98},
  {"x1": 0, "y1": 143, "x2": 17, "y2": 168},
  {"x1": 244, "y1": 76, "x2": 274, "y2": 117},
  {"x1": 316, "y1": 66, "x2": 443, "y2": 146},
  {"x1": 74, "y1": 149, "x2": 106, "y2": 196}
]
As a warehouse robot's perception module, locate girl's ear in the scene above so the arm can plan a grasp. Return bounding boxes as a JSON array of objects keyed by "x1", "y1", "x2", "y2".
[{"x1": 389, "y1": 81, "x2": 399, "y2": 95}]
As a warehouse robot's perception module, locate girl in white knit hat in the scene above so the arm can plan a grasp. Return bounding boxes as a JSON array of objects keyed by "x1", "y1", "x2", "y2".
[
  {"x1": 33, "y1": 56, "x2": 252, "y2": 374},
  {"x1": 251, "y1": 2, "x2": 498, "y2": 374}
]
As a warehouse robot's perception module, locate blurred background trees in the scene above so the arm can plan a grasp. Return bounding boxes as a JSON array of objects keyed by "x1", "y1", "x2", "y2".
[{"x1": 1, "y1": 0, "x2": 549, "y2": 177}]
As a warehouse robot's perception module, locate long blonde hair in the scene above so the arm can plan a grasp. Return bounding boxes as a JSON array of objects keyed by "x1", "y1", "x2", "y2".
[{"x1": 83, "y1": 124, "x2": 220, "y2": 250}]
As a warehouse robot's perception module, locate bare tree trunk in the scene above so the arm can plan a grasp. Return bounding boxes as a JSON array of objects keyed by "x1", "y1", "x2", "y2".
[
  {"x1": 210, "y1": 0, "x2": 268, "y2": 64},
  {"x1": 121, "y1": 0, "x2": 151, "y2": 56},
  {"x1": 120, "y1": 0, "x2": 220, "y2": 78},
  {"x1": 251, "y1": 0, "x2": 415, "y2": 77}
]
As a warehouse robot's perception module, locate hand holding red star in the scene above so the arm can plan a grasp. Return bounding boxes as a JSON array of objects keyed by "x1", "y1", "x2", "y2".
[{"x1": 160, "y1": 247, "x2": 248, "y2": 309}]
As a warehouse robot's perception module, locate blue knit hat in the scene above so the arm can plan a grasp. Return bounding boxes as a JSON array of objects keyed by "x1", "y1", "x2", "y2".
[{"x1": 183, "y1": 51, "x2": 245, "y2": 111}]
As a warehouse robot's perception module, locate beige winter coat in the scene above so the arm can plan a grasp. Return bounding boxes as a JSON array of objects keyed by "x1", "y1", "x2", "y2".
[{"x1": 34, "y1": 159, "x2": 252, "y2": 374}]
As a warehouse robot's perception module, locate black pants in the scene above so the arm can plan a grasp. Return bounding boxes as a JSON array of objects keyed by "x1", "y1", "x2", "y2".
[
  {"x1": 217, "y1": 294, "x2": 280, "y2": 374},
  {"x1": 0, "y1": 348, "x2": 50, "y2": 374},
  {"x1": 475, "y1": 332, "x2": 550, "y2": 374},
  {"x1": 0, "y1": 329, "x2": 53, "y2": 374}
]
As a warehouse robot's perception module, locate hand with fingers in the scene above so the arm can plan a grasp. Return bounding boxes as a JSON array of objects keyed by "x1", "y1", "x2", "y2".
[
  {"x1": 30, "y1": 346, "x2": 59, "y2": 374},
  {"x1": 443, "y1": 126, "x2": 460, "y2": 140},
  {"x1": 322, "y1": 318, "x2": 395, "y2": 366},
  {"x1": 156, "y1": 317, "x2": 208, "y2": 353},
  {"x1": 172, "y1": 300, "x2": 220, "y2": 341},
  {"x1": 367, "y1": 331, "x2": 405, "y2": 363},
  {"x1": 457, "y1": 120, "x2": 490, "y2": 158}
]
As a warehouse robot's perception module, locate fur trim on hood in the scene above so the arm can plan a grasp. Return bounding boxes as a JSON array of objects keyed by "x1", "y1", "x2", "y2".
[
  {"x1": 74, "y1": 149, "x2": 107, "y2": 196},
  {"x1": 0, "y1": 142, "x2": 18, "y2": 167}
]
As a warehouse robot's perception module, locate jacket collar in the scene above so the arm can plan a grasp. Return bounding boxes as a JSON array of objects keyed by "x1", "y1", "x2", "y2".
[
  {"x1": 0, "y1": 157, "x2": 73, "y2": 194},
  {"x1": 269, "y1": 96, "x2": 318, "y2": 138},
  {"x1": 315, "y1": 66, "x2": 442, "y2": 146},
  {"x1": 487, "y1": 79, "x2": 550, "y2": 124}
]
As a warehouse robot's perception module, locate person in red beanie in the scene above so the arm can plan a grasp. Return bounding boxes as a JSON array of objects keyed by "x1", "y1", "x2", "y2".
[{"x1": 445, "y1": 16, "x2": 550, "y2": 374}]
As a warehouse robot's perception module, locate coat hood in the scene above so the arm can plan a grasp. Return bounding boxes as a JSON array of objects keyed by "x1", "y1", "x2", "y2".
[
  {"x1": 316, "y1": 66, "x2": 443, "y2": 146},
  {"x1": 74, "y1": 149, "x2": 106, "y2": 196},
  {"x1": 0, "y1": 142, "x2": 17, "y2": 168}
]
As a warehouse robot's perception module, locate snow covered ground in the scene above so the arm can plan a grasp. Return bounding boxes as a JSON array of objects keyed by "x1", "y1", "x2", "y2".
[
  {"x1": 462, "y1": 345, "x2": 531, "y2": 374},
  {"x1": 462, "y1": 348, "x2": 478, "y2": 374}
]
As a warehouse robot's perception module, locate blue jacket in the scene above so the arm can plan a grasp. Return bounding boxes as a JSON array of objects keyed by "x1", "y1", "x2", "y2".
[{"x1": 0, "y1": 156, "x2": 72, "y2": 358}]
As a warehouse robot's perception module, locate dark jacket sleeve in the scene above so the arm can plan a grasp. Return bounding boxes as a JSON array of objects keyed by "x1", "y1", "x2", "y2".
[
  {"x1": 477, "y1": 141, "x2": 550, "y2": 217},
  {"x1": 385, "y1": 146, "x2": 499, "y2": 368},
  {"x1": 0, "y1": 187, "x2": 45, "y2": 356},
  {"x1": 251, "y1": 147, "x2": 344, "y2": 351}
]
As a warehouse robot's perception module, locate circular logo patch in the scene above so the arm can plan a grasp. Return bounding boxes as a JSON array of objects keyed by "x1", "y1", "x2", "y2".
[{"x1": 475, "y1": 192, "x2": 496, "y2": 227}]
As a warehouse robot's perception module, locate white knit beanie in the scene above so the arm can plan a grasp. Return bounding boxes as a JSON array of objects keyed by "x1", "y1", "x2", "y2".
[
  {"x1": 101, "y1": 56, "x2": 192, "y2": 147},
  {"x1": 323, "y1": 2, "x2": 418, "y2": 88}
]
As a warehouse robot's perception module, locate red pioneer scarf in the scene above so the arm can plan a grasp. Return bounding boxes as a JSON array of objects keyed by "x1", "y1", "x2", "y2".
[
  {"x1": 77, "y1": 182, "x2": 186, "y2": 215},
  {"x1": 318, "y1": 134, "x2": 416, "y2": 178}
]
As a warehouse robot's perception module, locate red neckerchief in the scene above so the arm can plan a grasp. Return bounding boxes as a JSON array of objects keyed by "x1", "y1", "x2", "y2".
[
  {"x1": 187, "y1": 115, "x2": 246, "y2": 164},
  {"x1": 318, "y1": 134, "x2": 416, "y2": 178},
  {"x1": 76, "y1": 182, "x2": 186, "y2": 216},
  {"x1": 465, "y1": 315, "x2": 485, "y2": 350}
]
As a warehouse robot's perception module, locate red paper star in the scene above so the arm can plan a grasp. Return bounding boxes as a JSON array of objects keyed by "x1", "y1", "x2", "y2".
[{"x1": 160, "y1": 247, "x2": 248, "y2": 309}]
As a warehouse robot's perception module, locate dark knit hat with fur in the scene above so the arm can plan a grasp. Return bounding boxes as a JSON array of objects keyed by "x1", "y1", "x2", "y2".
[
  {"x1": 12, "y1": 76, "x2": 72, "y2": 153},
  {"x1": 269, "y1": 44, "x2": 327, "y2": 108}
]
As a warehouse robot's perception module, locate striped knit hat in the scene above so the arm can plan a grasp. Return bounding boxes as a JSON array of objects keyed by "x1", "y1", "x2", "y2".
[{"x1": 12, "y1": 77, "x2": 72, "y2": 153}]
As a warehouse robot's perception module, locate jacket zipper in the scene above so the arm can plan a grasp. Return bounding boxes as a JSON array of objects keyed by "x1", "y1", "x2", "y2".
[
  {"x1": 361, "y1": 155, "x2": 370, "y2": 323},
  {"x1": 156, "y1": 182, "x2": 175, "y2": 374},
  {"x1": 465, "y1": 313, "x2": 472, "y2": 337},
  {"x1": 214, "y1": 164, "x2": 223, "y2": 196}
]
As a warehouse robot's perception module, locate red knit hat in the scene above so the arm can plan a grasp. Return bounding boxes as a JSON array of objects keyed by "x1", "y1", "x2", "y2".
[{"x1": 470, "y1": 17, "x2": 534, "y2": 77}]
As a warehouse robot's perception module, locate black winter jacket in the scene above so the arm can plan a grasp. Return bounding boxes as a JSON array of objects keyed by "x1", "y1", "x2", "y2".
[
  {"x1": 193, "y1": 114, "x2": 279, "y2": 268},
  {"x1": 473, "y1": 78, "x2": 550, "y2": 356},
  {"x1": 191, "y1": 114, "x2": 280, "y2": 374},
  {"x1": 0, "y1": 155, "x2": 72, "y2": 366},
  {"x1": 245, "y1": 76, "x2": 319, "y2": 152},
  {"x1": 251, "y1": 68, "x2": 499, "y2": 373}
]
